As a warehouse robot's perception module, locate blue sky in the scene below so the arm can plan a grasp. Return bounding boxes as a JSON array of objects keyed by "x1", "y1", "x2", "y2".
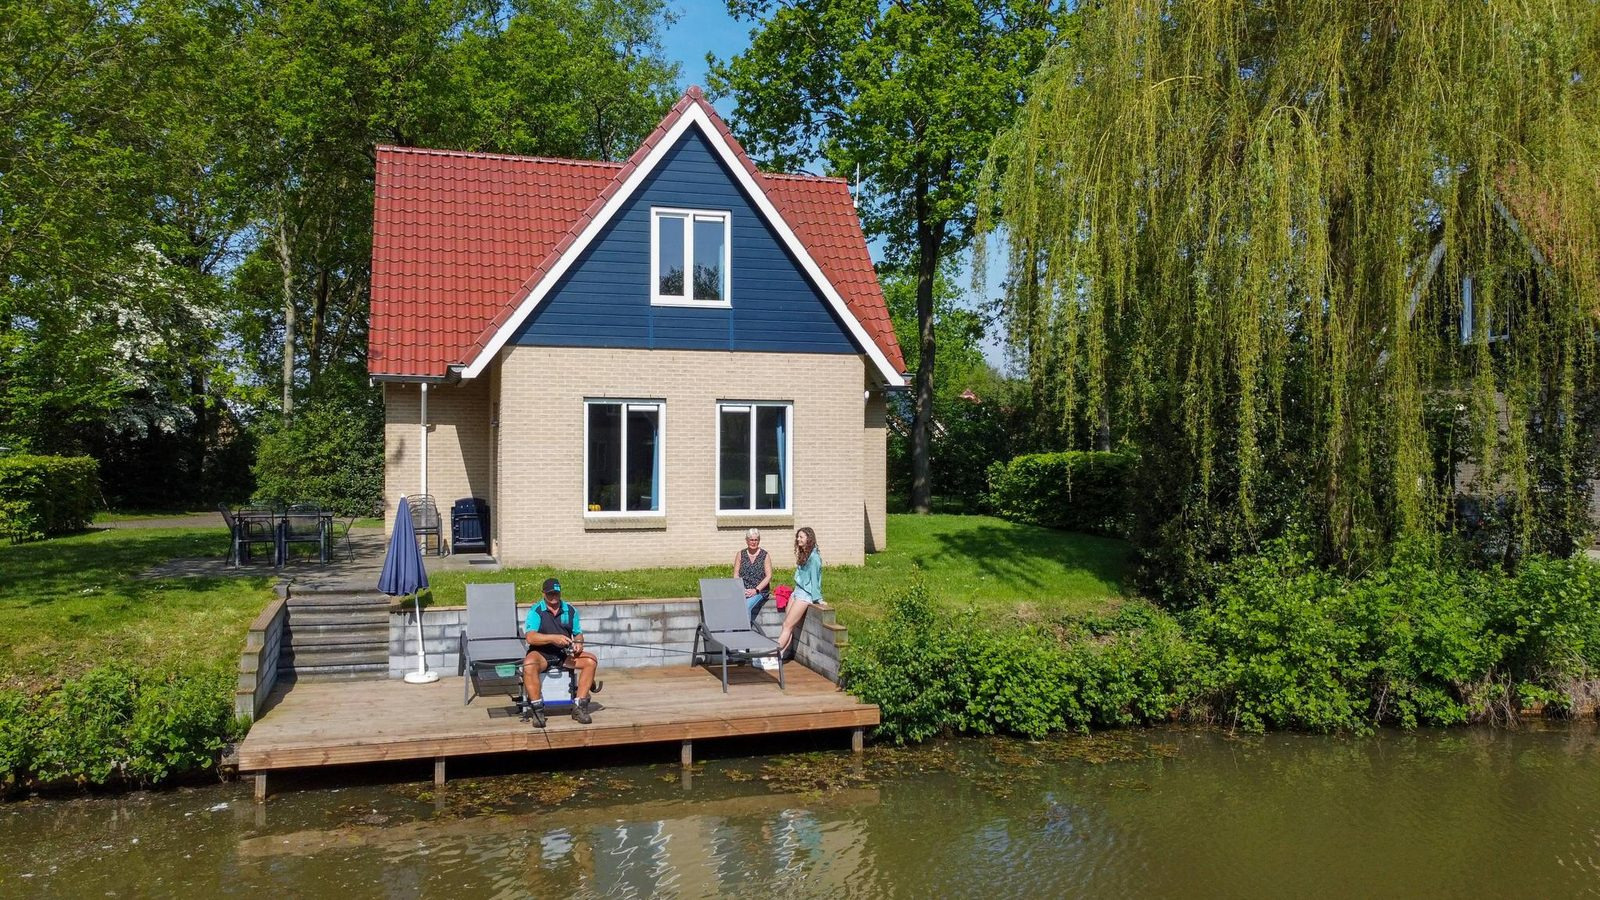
[
  {"x1": 659, "y1": 0, "x2": 747, "y2": 115},
  {"x1": 655, "y1": 0, "x2": 1014, "y2": 371}
]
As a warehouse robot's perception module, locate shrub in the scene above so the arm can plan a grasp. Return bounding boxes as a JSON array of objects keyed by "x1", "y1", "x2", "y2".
[
  {"x1": 841, "y1": 584, "x2": 1196, "y2": 741},
  {"x1": 0, "y1": 690, "x2": 36, "y2": 791},
  {"x1": 845, "y1": 547, "x2": 1600, "y2": 742},
  {"x1": 0, "y1": 663, "x2": 240, "y2": 790},
  {"x1": 985, "y1": 451, "x2": 1134, "y2": 536},
  {"x1": 1189, "y1": 543, "x2": 1370, "y2": 731},
  {"x1": 252, "y1": 397, "x2": 382, "y2": 515},
  {"x1": 0, "y1": 454, "x2": 98, "y2": 541},
  {"x1": 1192, "y1": 540, "x2": 1600, "y2": 731}
]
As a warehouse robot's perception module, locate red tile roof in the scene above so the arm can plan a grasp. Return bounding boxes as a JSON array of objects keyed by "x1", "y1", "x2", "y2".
[{"x1": 370, "y1": 88, "x2": 906, "y2": 380}]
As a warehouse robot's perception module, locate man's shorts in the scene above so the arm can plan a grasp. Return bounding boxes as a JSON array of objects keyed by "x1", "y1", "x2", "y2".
[{"x1": 529, "y1": 646, "x2": 569, "y2": 668}]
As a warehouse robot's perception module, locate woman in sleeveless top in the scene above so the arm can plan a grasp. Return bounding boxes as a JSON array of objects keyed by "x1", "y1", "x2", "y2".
[{"x1": 733, "y1": 527, "x2": 773, "y2": 624}]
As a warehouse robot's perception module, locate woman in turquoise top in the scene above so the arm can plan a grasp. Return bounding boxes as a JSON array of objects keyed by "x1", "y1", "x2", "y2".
[{"x1": 778, "y1": 526, "x2": 821, "y2": 658}]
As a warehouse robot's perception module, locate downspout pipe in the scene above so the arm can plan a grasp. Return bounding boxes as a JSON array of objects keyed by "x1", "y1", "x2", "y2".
[{"x1": 420, "y1": 383, "x2": 429, "y2": 498}]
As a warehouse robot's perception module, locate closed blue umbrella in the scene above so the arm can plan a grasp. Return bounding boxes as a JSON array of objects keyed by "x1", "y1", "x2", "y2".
[{"x1": 380, "y1": 496, "x2": 437, "y2": 684}]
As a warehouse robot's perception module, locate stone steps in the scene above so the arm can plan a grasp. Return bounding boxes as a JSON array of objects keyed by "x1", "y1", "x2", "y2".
[
  {"x1": 279, "y1": 663, "x2": 390, "y2": 684},
  {"x1": 286, "y1": 590, "x2": 391, "y2": 609},
  {"x1": 278, "y1": 588, "x2": 392, "y2": 682},
  {"x1": 284, "y1": 624, "x2": 389, "y2": 647},
  {"x1": 288, "y1": 607, "x2": 389, "y2": 628}
]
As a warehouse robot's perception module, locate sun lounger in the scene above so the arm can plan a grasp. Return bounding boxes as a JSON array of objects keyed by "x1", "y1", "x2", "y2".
[
  {"x1": 692, "y1": 577, "x2": 784, "y2": 693},
  {"x1": 457, "y1": 583, "x2": 529, "y2": 705}
]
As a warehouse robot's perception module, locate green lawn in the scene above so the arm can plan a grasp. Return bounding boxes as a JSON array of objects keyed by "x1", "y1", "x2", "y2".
[
  {"x1": 427, "y1": 514, "x2": 1131, "y2": 626},
  {"x1": 0, "y1": 513, "x2": 1128, "y2": 692},
  {"x1": 0, "y1": 527, "x2": 274, "y2": 692},
  {"x1": 91, "y1": 509, "x2": 214, "y2": 523}
]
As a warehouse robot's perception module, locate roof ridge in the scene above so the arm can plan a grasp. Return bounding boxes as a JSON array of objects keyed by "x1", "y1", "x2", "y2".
[
  {"x1": 375, "y1": 145, "x2": 624, "y2": 169},
  {"x1": 374, "y1": 144, "x2": 840, "y2": 182},
  {"x1": 763, "y1": 171, "x2": 850, "y2": 184}
]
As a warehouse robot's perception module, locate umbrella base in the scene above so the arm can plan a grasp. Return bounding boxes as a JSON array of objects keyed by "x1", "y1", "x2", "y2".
[{"x1": 404, "y1": 670, "x2": 440, "y2": 684}]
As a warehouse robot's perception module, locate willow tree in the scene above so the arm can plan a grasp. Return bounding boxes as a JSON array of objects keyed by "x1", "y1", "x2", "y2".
[{"x1": 983, "y1": 1, "x2": 1600, "y2": 596}]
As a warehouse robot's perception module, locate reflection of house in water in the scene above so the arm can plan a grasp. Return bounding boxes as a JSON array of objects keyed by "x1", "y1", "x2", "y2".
[{"x1": 581, "y1": 802, "x2": 873, "y2": 896}]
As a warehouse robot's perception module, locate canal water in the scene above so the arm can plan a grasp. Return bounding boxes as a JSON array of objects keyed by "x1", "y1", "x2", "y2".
[{"x1": 5, "y1": 726, "x2": 1600, "y2": 898}]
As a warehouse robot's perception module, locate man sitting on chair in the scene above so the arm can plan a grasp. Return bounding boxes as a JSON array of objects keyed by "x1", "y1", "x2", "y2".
[{"x1": 521, "y1": 577, "x2": 601, "y2": 726}]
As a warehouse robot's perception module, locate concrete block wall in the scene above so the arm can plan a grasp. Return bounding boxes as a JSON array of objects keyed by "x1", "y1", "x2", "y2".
[
  {"x1": 383, "y1": 379, "x2": 493, "y2": 536},
  {"x1": 390, "y1": 598, "x2": 851, "y2": 685},
  {"x1": 493, "y1": 346, "x2": 871, "y2": 568},
  {"x1": 235, "y1": 589, "x2": 288, "y2": 720}
]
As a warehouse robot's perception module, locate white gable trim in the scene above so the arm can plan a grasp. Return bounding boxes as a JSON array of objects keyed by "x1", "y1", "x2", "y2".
[{"x1": 459, "y1": 103, "x2": 906, "y2": 387}]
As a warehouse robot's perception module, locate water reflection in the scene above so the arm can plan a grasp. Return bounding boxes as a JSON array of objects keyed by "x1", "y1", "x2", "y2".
[{"x1": 6, "y1": 728, "x2": 1600, "y2": 898}]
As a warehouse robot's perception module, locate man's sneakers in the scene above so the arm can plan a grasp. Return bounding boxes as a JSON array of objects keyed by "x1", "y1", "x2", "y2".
[
  {"x1": 519, "y1": 699, "x2": 546, "y2": 729},
  {"x1": 571, "y1": 697, "x2": 593, "y2": 725}
]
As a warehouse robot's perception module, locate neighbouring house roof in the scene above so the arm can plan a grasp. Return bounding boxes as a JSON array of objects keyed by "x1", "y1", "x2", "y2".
[
  {"x1": 1495, "y1": 164, "x2": 1600, "y2": 316},
  {"x1": 369, "y1": 87, "x2": 906, "y2": 384}
]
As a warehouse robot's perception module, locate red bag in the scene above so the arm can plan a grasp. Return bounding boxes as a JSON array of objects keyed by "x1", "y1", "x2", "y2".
[{"x1": 773, "y1": 584, "x2": 793, "y2": 611}]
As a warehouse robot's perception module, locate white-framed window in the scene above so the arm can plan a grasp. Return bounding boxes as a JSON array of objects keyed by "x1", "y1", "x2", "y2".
[
  {"x1": 584, "y1": 400, "x2": 664, "y2": 515},
  {"x1": 717, "y1": 402, "x2": 791, "y2": 513},
  {"x1": 1460, "y1": 274, "x2": 1512, "y2": 344},
  {"x1": 651, "y1": 207, "x2": 731, "y2": 307}
]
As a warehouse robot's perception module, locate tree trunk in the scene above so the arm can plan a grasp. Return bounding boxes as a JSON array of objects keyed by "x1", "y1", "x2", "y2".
[
  {"x1": 910, "y1": 184, "x2": 942, "y2": 514},
  {"x1": 275, "y1": 207, "x2": 295, "y2": 419}
]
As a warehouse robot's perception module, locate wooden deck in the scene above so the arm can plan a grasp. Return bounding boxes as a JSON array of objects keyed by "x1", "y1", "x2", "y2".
[{"x1": 237, "y1": 664, "x2": 878, "y2": 797}]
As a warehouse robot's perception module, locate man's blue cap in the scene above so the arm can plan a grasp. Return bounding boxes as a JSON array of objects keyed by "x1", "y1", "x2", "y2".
[{"x1": 542, "y1": 577, "x2": 561, "y2": 594}]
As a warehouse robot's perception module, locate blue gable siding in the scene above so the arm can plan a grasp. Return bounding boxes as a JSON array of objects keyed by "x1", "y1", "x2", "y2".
[{"x1": 510, "y1": 129, "x2": 860, "y2": 355}]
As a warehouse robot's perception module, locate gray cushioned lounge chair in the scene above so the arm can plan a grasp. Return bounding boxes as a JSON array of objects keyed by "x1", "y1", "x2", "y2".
[
  {"x1": 457, "y1": 583, "x2": 528, "y2": 705},
  {"x1": 692, "y1": 577, "x2": 784, "y2": 693}
]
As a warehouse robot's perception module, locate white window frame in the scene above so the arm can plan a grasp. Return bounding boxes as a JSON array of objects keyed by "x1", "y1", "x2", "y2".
[
  {"x1": 582, "y1": 399, "x2": 666, "y2": 517},
  {"x1": 715, "y1": 401, "x2": 793, "y2": 515},
  {"x1": 650, "y1": 207, "x2": 732, "y2": 308}
]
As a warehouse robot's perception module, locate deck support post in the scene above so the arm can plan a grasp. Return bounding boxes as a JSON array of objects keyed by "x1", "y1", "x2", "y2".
[
  {"x1": 850, "y1": 728, "x2": 864, "y2": 753},
  {"x1": 680, "y1": 740, "x2": 693, "y2": 769},
  {"x1": 254, "y1": 772, "x2": 268, "y2": 802},
  {"x1": 434, "y1": 757, "x2": 447, "y2": 786}
]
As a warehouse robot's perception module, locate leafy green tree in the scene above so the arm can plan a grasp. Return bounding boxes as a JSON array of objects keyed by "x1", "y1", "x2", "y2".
[
  {"x1": 881, "y1": 266, "x2": 1014, "y2": 508},
  {"x1": 985, "y1": 0, "x2": 1600, "y2": 597},
  {"x1": 709, "y1": 0, "x2": 1070, "y2": 513},
  {"x1": 226, "y1": 0, "x2": 681, "y2": 417},
  {"x1": 0, "y1": 0, "x2": 247, "y2": 503}
]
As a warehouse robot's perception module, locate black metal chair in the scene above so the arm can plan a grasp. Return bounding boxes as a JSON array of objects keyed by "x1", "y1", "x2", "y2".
[
  {"x1": 410, "y1": 494, "x2": 446, "y2": 556},
  {"x1": 282, "y1": 503, "x2": 327, "y2": 563},
  {"x1": 218, "y1": 504, "x2": 243, "y2": 567},
  {"x1": 334, "y1": 500, "x2": 382, "y2": 562},
  {"x1": 234, "y1": 504, "x2": 281, "y2": 566}
]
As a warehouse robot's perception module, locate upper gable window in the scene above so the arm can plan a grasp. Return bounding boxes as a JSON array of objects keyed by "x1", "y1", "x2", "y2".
[{"x1": 652, "y1": 208, "x2": 730, "y2": 307}]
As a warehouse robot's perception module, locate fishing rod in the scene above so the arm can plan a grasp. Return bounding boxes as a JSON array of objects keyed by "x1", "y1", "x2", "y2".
[{"x1": 563, "y1": 640, "x2": 697, "y2": 655}]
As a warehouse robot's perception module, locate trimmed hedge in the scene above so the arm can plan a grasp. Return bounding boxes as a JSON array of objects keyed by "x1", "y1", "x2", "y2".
[
  {"x1": 0, "y1": 663, "x2": 242, "y2": 792},
  {"x1": 986, "y1": 451, "x2": 1134, "y2": 536},
  {"x1": 0, "y1": 454, "x2": 98, "y2": 541}
]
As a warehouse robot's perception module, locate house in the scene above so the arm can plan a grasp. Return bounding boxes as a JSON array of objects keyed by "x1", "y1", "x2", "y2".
[
  {"x1": 367, "y1": 88, "x2": 908, "y2": 568},
  {"x1": 1414, "y1": 170, "x2": 1600, "y2": 543}
]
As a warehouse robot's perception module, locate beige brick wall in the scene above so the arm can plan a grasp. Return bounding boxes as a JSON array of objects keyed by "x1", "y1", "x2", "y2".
[
  {"x1": 863, "y1": 389, "x2": 887, "y2": 552},
  {"x1": 493, "y1": 347, "x2": 871, "y2": 570},
  {"x1": 383, "y1": 379, "x2": 493, "y2": 537}
]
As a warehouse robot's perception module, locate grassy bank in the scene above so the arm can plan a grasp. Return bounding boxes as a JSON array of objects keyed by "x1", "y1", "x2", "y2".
[
  {"x1": 1, "y1": 525, "x2": 271, "y2": 791},
  {"x1": 425, "y1": 514, "x2": 1132, "y2": 625},
  {"x1": 0, "y1": 527, "x2": 273, "y2": 692}
]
